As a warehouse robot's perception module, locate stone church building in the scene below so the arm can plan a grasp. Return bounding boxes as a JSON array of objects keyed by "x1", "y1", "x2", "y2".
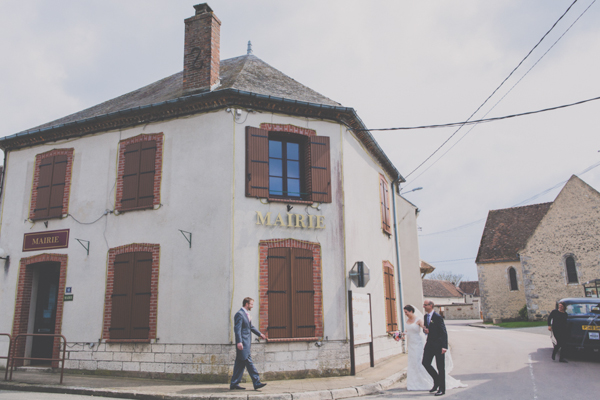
[{"x1": 476, "y1": 175, "x2": 600, "y2": 321}]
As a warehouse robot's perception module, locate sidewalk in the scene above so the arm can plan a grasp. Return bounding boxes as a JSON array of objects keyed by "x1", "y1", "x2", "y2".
[{"x1": 0, "y1": 354, "x2": 407, "y2": 400}]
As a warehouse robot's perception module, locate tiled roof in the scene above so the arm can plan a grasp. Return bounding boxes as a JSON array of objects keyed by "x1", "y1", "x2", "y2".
[
  {"x1": 458, "y1": 281, "x2": 480, "y2": 297},
  {"x1": 30, "y1": 55, "x2": 340, "y2": 132},
  {"x1": 475, "y1": 202, "x2": 552, "y2": 264},
  {"x1": 422, "y1": 279, "x2": 464, "y2": 298}
]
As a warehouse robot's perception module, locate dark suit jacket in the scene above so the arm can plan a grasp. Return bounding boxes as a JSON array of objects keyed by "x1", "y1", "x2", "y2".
[
  {"x1": 425, "y1": 312, "x2": 448, "y2": 350},
  {"x1": 234, "y1": 308, "x2": 262, "y2": 360}
]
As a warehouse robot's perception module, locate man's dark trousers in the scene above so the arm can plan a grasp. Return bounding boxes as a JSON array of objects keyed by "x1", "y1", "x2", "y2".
[{"x1": 422, "y1": 312, "x2": 447, "y2": 393}]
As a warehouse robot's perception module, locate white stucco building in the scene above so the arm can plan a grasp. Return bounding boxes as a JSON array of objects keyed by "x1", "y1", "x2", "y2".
[{"x1": 0, "y1": 4, "x2": 423, "y2": 380}]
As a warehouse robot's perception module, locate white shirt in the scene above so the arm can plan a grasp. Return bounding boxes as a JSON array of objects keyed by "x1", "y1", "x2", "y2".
[
  {"x1": 242, "y1": 307, "x2": 251, "y2": 322},
  {"x1": 426, "y1": 311, "x2": 434, "y2": 325}
]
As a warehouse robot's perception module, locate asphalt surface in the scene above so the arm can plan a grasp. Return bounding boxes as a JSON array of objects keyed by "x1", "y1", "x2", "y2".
[{"x1": 362, "y1": 320, "x2": 600, "y2": 399}]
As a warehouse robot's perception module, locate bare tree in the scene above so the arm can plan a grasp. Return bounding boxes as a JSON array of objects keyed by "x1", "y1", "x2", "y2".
[{"x1": 426, "y1": 271, "x2": 464, "y2": 286}]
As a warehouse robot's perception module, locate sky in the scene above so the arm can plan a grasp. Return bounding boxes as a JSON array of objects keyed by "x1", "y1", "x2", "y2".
[{"x1": 1, "y1": 0, "x2": 599, "y2": 281}]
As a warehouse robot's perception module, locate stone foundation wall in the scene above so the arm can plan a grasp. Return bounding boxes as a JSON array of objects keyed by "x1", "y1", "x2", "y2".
[{"x1": 63, "y1": 340, "x2": 351, "y2": 381}]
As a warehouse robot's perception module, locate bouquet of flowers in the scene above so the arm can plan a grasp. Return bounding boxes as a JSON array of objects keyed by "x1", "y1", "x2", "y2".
[{"x1": 389, "y1": 331, "x2": 404, "y2": 342}]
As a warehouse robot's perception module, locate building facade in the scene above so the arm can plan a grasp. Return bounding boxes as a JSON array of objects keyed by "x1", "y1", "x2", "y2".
[
  {"x1": 0, "y1": 4, "x2": 422, "y2": 380},
  {"x1": 476, "y1": 176, "x2": 600, "y2": 321}
]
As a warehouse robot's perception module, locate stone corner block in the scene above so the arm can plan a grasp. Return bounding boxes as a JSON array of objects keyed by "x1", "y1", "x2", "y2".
[
  {"x1": 330, "y1": 388, "x2": 359, "y2": 400},
  {"x1": 355, "y1": 383, "x2": 383, "y2": 396},
  {"x1": 292, "y1": 390, "x2": 333, "y2": 400}
]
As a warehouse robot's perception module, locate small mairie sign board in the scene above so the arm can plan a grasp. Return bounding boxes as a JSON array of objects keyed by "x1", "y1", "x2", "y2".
[{"x1": 23, "y1": 229, "x2": 70, "y2": 252}]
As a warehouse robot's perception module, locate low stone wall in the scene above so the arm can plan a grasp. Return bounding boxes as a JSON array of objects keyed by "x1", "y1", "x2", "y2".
[
  {"x1": 63, "y1": 340, "x2": 351, "y2": 382},
  {"x1": 434, "y1": 301, "x2": 481, "y2": 320}
]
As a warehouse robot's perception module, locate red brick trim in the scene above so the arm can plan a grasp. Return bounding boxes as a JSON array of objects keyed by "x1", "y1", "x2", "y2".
[
  {"x1": 102, "y1": 243, "x2": 160, "y2": 340},
  {"x1": 115, "y1": 133, "x2": 163, "y2": 213},
  {"x1": 29, "y1": 148, "x2": 74, "y2": 220},
  {"x1": 12, "y1": 253, "x2": 68, "y2": 367},
  {"x1": 258, "y1": 239, "x2": 323, "y2": 340},
  {"x1": 259, "y1": 123, "x2": 316, "y2": 137}
]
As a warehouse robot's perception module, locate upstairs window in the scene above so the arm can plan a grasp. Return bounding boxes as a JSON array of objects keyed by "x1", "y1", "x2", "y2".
[
  {"x1": 30, "y1": 149, "x2": 74, "y2": 220},
  {"x1": 116, "y1": 134, "x2": 163, "y2": 212},
  {"x1": 246, "y1": 124, "x2": 331, "y2": 203},
  {"x1": 566, "y1": 256, "x2": 578, "y2": 284},
  {"x1": 269, "y1": 136, "x2": 302, "y2": 198},
  {"x1": 379, "y1": 175, "x2": 392, "y2": 235},
  {"x1": 508, "y1": 267, "x2": 519, "y2": 291}
]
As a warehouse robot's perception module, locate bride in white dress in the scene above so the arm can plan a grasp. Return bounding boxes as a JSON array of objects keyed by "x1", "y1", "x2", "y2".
[{"x1": 402, "y1": 305, "x2": 467, "y2": 391}]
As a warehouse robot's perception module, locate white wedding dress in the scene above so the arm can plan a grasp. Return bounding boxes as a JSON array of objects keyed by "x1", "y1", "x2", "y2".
[{"x1": 405, "y1": 320, "x2": 467, "y2": 391}]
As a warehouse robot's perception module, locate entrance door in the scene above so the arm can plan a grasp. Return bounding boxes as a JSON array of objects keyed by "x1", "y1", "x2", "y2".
[{"x1": 31, "y1": 263, "x2": 60, "y2": 365}]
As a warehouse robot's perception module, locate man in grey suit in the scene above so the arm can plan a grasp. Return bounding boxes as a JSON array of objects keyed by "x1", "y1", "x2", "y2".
[{"x1": 230, "y1": 297, "x2": 267, "y2": 390}]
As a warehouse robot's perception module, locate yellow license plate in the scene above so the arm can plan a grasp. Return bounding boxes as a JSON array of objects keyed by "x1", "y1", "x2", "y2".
[{"x1": 582, "y1": 325, "x2": 600, "y2": 331}]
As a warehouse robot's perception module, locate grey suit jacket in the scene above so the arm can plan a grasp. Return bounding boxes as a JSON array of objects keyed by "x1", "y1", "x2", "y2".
[{"x1": 234, "y1": 308, "x2": 262, "y2": 360}]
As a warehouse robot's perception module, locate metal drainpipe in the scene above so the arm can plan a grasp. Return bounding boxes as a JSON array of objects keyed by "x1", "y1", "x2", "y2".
[{"x1": 391, "y1": 179, "x2": 405, "y2": 334}]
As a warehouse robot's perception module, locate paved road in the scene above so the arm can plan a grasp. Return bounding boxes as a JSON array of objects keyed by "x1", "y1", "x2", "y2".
[{"x1": 365, "y1": 320, "x2": 600, "y2": 399}]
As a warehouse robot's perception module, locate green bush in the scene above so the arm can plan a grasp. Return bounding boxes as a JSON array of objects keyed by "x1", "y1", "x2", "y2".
[{"x1": 518, "y1": 305, "x2": 528, "y2": 320}]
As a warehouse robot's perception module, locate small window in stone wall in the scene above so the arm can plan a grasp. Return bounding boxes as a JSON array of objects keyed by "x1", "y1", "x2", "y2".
[
  {"x1": 565, "y1": 256, "x2": 578, "y2": 284},
  {"x1": 508, "y1": 267, "x2": 518, "y2": 291}
]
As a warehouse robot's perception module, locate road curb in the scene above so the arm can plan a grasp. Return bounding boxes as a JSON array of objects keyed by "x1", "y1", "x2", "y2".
[{"x1": 0, "y1": 369, "x2": 407, "y2": 400}]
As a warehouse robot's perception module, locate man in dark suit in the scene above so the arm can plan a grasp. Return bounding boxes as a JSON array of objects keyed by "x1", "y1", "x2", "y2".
[
  {"x1": 230, "y1": 297, "x2": 267, "y2": 390},
  {"x1": 422, "y1": 300, "x2": 448, "y2": 396}
]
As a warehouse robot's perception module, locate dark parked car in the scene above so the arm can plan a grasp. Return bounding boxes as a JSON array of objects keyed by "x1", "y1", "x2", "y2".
[{"x1": 559, "y1": 298, "x2": 600, "y2": 354}]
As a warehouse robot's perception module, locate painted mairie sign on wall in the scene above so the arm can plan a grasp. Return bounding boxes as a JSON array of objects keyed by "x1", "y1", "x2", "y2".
[{"x1": 23, "y1": 229, "x2": 70, "y2": 252}]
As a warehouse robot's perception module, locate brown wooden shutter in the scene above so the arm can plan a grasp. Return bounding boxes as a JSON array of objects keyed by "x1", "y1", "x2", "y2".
[
  {"x1": 121, "y1": 143, "x2": 141, "y2": 210},
  {"x1": 110, "y1": 252, "x2": 152, "y2": 339},
  {"x1": 110, "y1": 253, "x2": 134, "y2": 339},
  {"x1": 130, "y1": 252, "x2": 152, "y2": 339},
  {"x1": 383, "y1": 264, "x2": 398, "y2": 332},
  {"x1": 267, "y1": 248, "x2": 291, "y2": 338},
  {"x1": 380, "y1": 176, "x2": 392, "y2": 234},
  {"x1": 137, "y1": 142, "x2": 157, "y2": 209},
  {"x1": 33, "y1": 155, "x2": 67, "y2": 219},
  {"x1": 246, "y1": 127, "x2": 269, "y2": 198},
  {"x1": 292, "y1": 248, "x2": 315, "y2": 338},
  {"x1": 48, "y1": 155, "x2": 67, "y2": 217},
  {"x1": 121, "y1": 141, "x2": 156, "y2": 210},
  {"x1": 309, "y1": 136, "x2": 331, "y2": 203}
]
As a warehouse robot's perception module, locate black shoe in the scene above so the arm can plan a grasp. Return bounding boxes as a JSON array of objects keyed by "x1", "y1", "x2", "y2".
[
  {"x1": 230, "y1": 385, "x2": 245, "y2": 390},
  {"x1": 435, "y1": 391, "x2": 445, "y2": 396},
  {"x1": 254, "y1": 382, "x2": 267, "y2": 389},
  {"x1": 429, "y1": 386, "x2": 439, "y2": 393},
  {"x1": 559, "y1": 359, "x2": 568, "y2": 363},
  {"x1": 552, "y1": 349, "x2": 557, "y2": 361}
]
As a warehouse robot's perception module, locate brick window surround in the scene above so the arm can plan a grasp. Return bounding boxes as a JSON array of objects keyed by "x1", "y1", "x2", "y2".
[
  {"x1": 12, "y1": 253, "x2": 68, "y2": 367},
  {"x1": 29, "y1": 148, "x2": 74, "y2": 220},
  {"x1": 102, "y1": 243, "x2": 160, "y2": 342},
  {"x1": 258, "y1": 239, "x2": 323, "y2": 342},
  {"x1": 115, "y1": 133, "x2": 163, "y2": 213}
]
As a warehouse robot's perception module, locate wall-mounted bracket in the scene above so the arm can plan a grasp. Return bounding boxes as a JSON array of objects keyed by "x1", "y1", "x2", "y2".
[
  {"x1": 76, "y1": 239, "x2": 90, "y2": 256},
  {"x1": 179, "y1": 230, "x2": 192, "y2": 248}
]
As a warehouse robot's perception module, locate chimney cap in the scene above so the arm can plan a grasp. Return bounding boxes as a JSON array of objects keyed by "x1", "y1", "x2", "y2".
[{"x1": 193, "y1": 3, "x2": 213, "y2": 15}]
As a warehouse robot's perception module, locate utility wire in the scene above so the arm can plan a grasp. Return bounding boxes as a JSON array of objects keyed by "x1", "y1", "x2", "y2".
[
  {"x1": 400, "y1": 0, "x2": 581, "y2": 179},
  {"x1": 362, "y1": 95, "x2": 600, "y2": 131},
  {"x1": 419, "y1": 159, "x2": 600, "y2": 237},
  {"x1": 403, "y1": 1, "x2": 596, "y2": 186}
]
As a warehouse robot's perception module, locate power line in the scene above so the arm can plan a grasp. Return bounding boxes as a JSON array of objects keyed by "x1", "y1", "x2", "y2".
[
  {"x1": 403, "y1": 0, "x2": 597, "y2": 186},
  {"x1": 401, "y1": 0, "x2": 581, "y2": 179},
  {"x1": 362, "y1": 95, "x2": 600, "y2": 131},
  {"x1": 419, "y1": 160, "x2": 600, "y2": 237}
]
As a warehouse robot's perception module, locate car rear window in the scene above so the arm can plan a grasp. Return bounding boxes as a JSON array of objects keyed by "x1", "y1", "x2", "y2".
[{"x1": 565, "y1": 303, "x2": 600, "y2": 316}]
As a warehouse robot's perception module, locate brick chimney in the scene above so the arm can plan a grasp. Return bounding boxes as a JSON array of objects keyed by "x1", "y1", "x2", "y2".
[{"x1": 183, "y1": 3, "x2": 221, "y2": 94}]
